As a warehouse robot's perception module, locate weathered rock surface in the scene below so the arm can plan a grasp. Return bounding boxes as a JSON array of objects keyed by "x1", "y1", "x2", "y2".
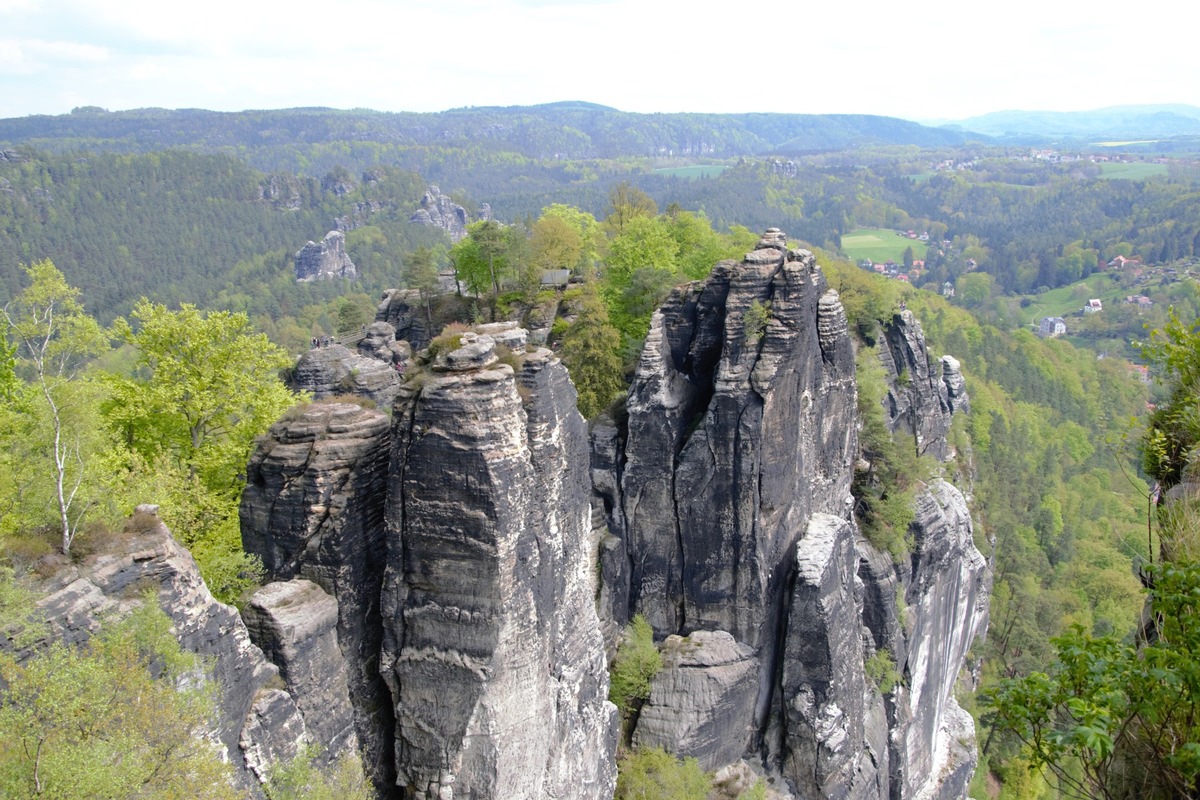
[
  {"x1": 408, "y1": 185, "x2": 489, "y2": 241},
  {"x1": 243, "y1": 580, "x2": 358, "y2": 765},
  {"x1": 241, "y1": 402, "x2": 395, "y2": 790},
  {"x1": 289, "y1": 343, "x2": 402, "y2": 409},
  {"x1": 633, "y1": 630, "x2": 759, "y2": 770},
  {"x1": 781, "y1": 513, "x2": 883, "y2": 800},
  {"x1": 295, "y1": 230, "x2": 357, "y2": 281},
  {"x1": 593, "y1": 231, "x2": 988, "y2": 799},
  {"x1": 24, "y1": 522, "x2": 305, "y2": 793},
  {"x1": 381, "y1": 336, "x2": 618, "y2": 799},
  {"x1": 879, "y1": 311, "x2": 970, "y2": 461},
  {"x1": 377, "y1": 289, "x2": 436, "y2": 351},
  {"x1": 887, "y1": 480, "x2": 989, "y2": 800}
]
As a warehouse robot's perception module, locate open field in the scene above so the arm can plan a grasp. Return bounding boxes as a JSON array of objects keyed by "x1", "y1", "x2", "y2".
[
  {"x1": 841, "y1": 228, "x2": 929, "y2": 264},
  {"x1": 1017, "y1": 273, "x2": 1122, "y2": 325},
  {"x1": 1099, "y1": 162, "x2": 1168, "y2": 180},
  {"x1": 651, "y1": 165, "x2": 728, "y2": 179}
]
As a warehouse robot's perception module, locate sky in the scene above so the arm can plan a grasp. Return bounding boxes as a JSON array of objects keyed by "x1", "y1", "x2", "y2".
[{"x1": 0, "y1": 0, "x2": 1196, "y2": 122}]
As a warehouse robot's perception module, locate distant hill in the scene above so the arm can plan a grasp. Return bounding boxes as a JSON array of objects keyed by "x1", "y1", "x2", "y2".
[
  {"x1": 930, "y1": 104, "x2": 1200, "y2": 141},
  {"x1": 0, "y1": 104, "x2": 979, "y2": 162}
]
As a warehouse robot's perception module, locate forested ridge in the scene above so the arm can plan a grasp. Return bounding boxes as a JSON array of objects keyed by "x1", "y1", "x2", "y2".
[{"x1": 2, "y1": 106, "x2": 1199, "y2": 799}]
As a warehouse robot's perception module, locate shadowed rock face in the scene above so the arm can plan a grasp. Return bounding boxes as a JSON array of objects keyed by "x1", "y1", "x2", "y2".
[
  {"x1": 381, "y1": 341, "x2": 618, "y2": 800},
  {"x1": 241, "y1": 403, "x2": 396, "y2": 790},
  {"x1": 594, "y1": 232, "x2": 989, "y2": 800},
  {"x1": 612, "y1": 238, "x2": 858, "y2": 648}
]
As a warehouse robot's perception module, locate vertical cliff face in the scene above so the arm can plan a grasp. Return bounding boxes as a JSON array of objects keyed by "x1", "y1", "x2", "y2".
[
  {"x1": 594, "y1": 232, "x2": 989, "y2": 799},
  {"x1": 379, "y1": 333, "x2": 618, "y2": 799},
  {"x1": 240, "y1": 402, "x2": 396, "y2": 789},
  {"x1": 613, "y1": 232, "x2": 858, "y2": 652}
]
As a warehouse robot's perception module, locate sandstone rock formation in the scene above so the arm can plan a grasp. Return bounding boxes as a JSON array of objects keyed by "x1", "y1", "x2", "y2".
[
  {"x1": 408, "y1": 185, "x2": 490, "y2": 241},
  {"x1": 23, "y1": 517, "x2": 340, "y2": 793},
  {"x1": 295, "y1": 230, "x2": 357, "y2": 281},
  {"x1": 240, "y1": 402, "x2": 395, "y2": 789},
  {"x1": 376, "y1": 289, "x2": 436, "y2": 351},
  {"x1": 593, "y1": 231, "x2": 989, "y2": 799},
  {"x1": 381, "y1": 333, "x2": 618, "y2": 799},
  {"x1": 289, "y1": 343, "x2": 402, "y2": 409},
  {"x1": 244, "y1": 331, "x2": 619, "y2": 799}
]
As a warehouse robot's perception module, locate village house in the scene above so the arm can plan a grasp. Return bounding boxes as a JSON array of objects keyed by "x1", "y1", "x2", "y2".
[
  {"x1": 1083, "y1": 298, "x2": 1103, "y2": 314},
  {"x1": 942, "y1": 281, "x2": 955, "y2": 298},
  {"x1": 1039, "y1": 317, "x2": 1068, "y2": 337}
]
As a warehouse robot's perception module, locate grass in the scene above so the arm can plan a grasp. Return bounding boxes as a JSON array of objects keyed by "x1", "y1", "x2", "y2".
[
  {"x1": 1099, "y1": 162, "x2": 1168, "y2": 180},
  {"x1": 1017, "y1": 273, "x2": 1122, "y2": 325},
  {"x1": 651, "y1": 165, "x2": 728, "y2": 179},
  {"x1": 841, "y1": 227, "x2": 929, "y2": 265}
]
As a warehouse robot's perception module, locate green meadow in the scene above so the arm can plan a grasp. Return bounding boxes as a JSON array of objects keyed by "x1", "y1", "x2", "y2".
[
  {"x1": 1099, "y1": 162, "x2": 1168, "y2": 180},
  {"x1": 841, "y1": 228, "x2": 929, "y2": 264}
]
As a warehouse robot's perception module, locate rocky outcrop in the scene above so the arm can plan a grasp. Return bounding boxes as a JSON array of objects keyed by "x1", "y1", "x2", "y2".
[
  {"x1": 408, "y1": 185, "x2": 490, "y2": 241},
  {"x1": 289, "y1": 343, "x2": 402, "y2": 409},
  {"x1": 295, "y1": 230, "x2": 357, "y2": 281},
  {"x1": 25, "y1": 520, "x2": 310, "y2": 793},
  {"x1": 381, "y1": 332, "x2": 618, "y2": 799},
  {"x1": 886, "y1": 481, "x2": 989, "y2": 800},
  {"x1": 376, "y1": 289, "x2": 436, "y2": 351},
  {"x1": 782, "y1": 514, "x2": 884, "y2": 800},
  {"x1": 879, "y1": 311, "x2": 970, "y2": 461},
  {"x1": 593, "y1": 231, "x2": 988, "y2": 800},
  {"x1": 633, "y1": 630, "x2": 759, "y2": 770},
  {"x1": 240, "y1": 402, "x2": 395, "y2": 790},
  {"x1": 243, "y1": 580, "x2": 359, "y2": 765}
]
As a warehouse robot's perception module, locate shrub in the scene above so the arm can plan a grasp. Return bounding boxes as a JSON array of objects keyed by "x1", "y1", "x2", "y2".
[
  {"x1": 864, "y1": 648, "x2": 901, "y2": 694},
  {"x1": 615, "y1": 747, "x2": 711, "y2": 800},
  {"x1": 609, "y1": 614, "x2": 662, "y2": 717}
]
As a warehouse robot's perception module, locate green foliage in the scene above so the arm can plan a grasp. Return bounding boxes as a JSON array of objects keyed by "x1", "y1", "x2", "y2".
[
  {"x1": 1140, "y1": 310, "x2": 1200, "y2": 490},
  {"x1": 853, "y1": 345, "x2": 923, "y2": 559},
  {"x1": 986, "y1": 561, "x2": 1200, "y2": 800},
  {"x1": 2, "y1": 261, "x2": 113, "y2": 554},
  {"x1": 560, "y1": 283, "x2": 626, "y2": 419},
  {"x1": 265, "y1": 746, "x2": 371, "y2": 800},
  {"x1": 864, "y1": 649, "x2": 901, "y2": 694},
  {"x1": 107, "y1": 299, "x2": 300, "y2": 494},
  {"x1": 0, "y1": 598, "x2": 239, "y2": 800},
  {"x1": 743, "y1": 300, "x2": 771, "y2": 344},
  {"x1": 615, "y1": 747, "x2": 711, "y2": 800},
  {"x1": 609, "y1": 614, "x2": 662, "y2": 718}
]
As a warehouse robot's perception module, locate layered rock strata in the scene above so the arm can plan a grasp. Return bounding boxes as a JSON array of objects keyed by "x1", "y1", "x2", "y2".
[
  {"x1": 381, "y1": 331, "x2": 618, "y2": 799},
  {"x1": 24, "y1": 520, "x2": 315, "y2": 793},
  {"x1": 240, "y1": 402, "x2": 395, "y2": 790},
  {"x1": 289, "y1": 343, "x2": 402, "y2": 409}
]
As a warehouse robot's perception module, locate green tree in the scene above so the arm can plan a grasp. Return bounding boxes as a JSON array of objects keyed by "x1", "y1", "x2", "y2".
[
  {"x1": 265, "y1": 746, "x2": 371, "y2": 800},
  {"x1": 560, "y1": 284, "x2": 625, "y2": 419},
  {"x1": 530, "y1": 215, "x2": 583, "y2": 275},
  {"x1": 986, "y1": 562, "x2": 1200, "y2": 800},
  {"x1": 608, "y1": 614, "x2": 662, "y2": 717},
  {"x1": 903, "y1": 244, "x2": 915, "y2": 269},
  {"x1": 605, "y1": 181, "x2": 657, "y2": 235},
  {"x1": 615, "y1": 748, "x2": 710, "y2": 800},
  {"x1": 404, "y1": 245, "x2": 440, "y2": 329},
  {"x1": 2, "y1": 261, "x2": 110, "y2": 554},
  {"x1": 107, "y1": 299, "x2": 299, "y2": 493},
  {"x1": 450, "y1": 220, "x2": 510, "y2": 316},
  {"x1": 0, "y1": 598, "x2": 240, "y2": 799}
]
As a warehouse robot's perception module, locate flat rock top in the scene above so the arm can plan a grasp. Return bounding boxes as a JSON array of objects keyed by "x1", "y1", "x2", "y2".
[
  {"x1": 663, "y1": 630, "x2": 755, "y2": 668},
  {"x1": 249, "y1": 580, "x2": 339, "y2": 635}
]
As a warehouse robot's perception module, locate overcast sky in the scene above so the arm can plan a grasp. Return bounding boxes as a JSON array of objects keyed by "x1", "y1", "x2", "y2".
[{"x1": 1, "y1": 0, "x2": 1195, "y2": 122}]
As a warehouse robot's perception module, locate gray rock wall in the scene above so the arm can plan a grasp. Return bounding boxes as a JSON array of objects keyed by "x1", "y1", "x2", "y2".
[
  {"x1": 241, "y1": 403, "x2": 396, "y2": 790},
  {"x1": 295, "y1": 230, "x2": 357, "y2": 281},
  {"x1": 380, "y1": 336, "x2": 617, "y2": 799}
]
